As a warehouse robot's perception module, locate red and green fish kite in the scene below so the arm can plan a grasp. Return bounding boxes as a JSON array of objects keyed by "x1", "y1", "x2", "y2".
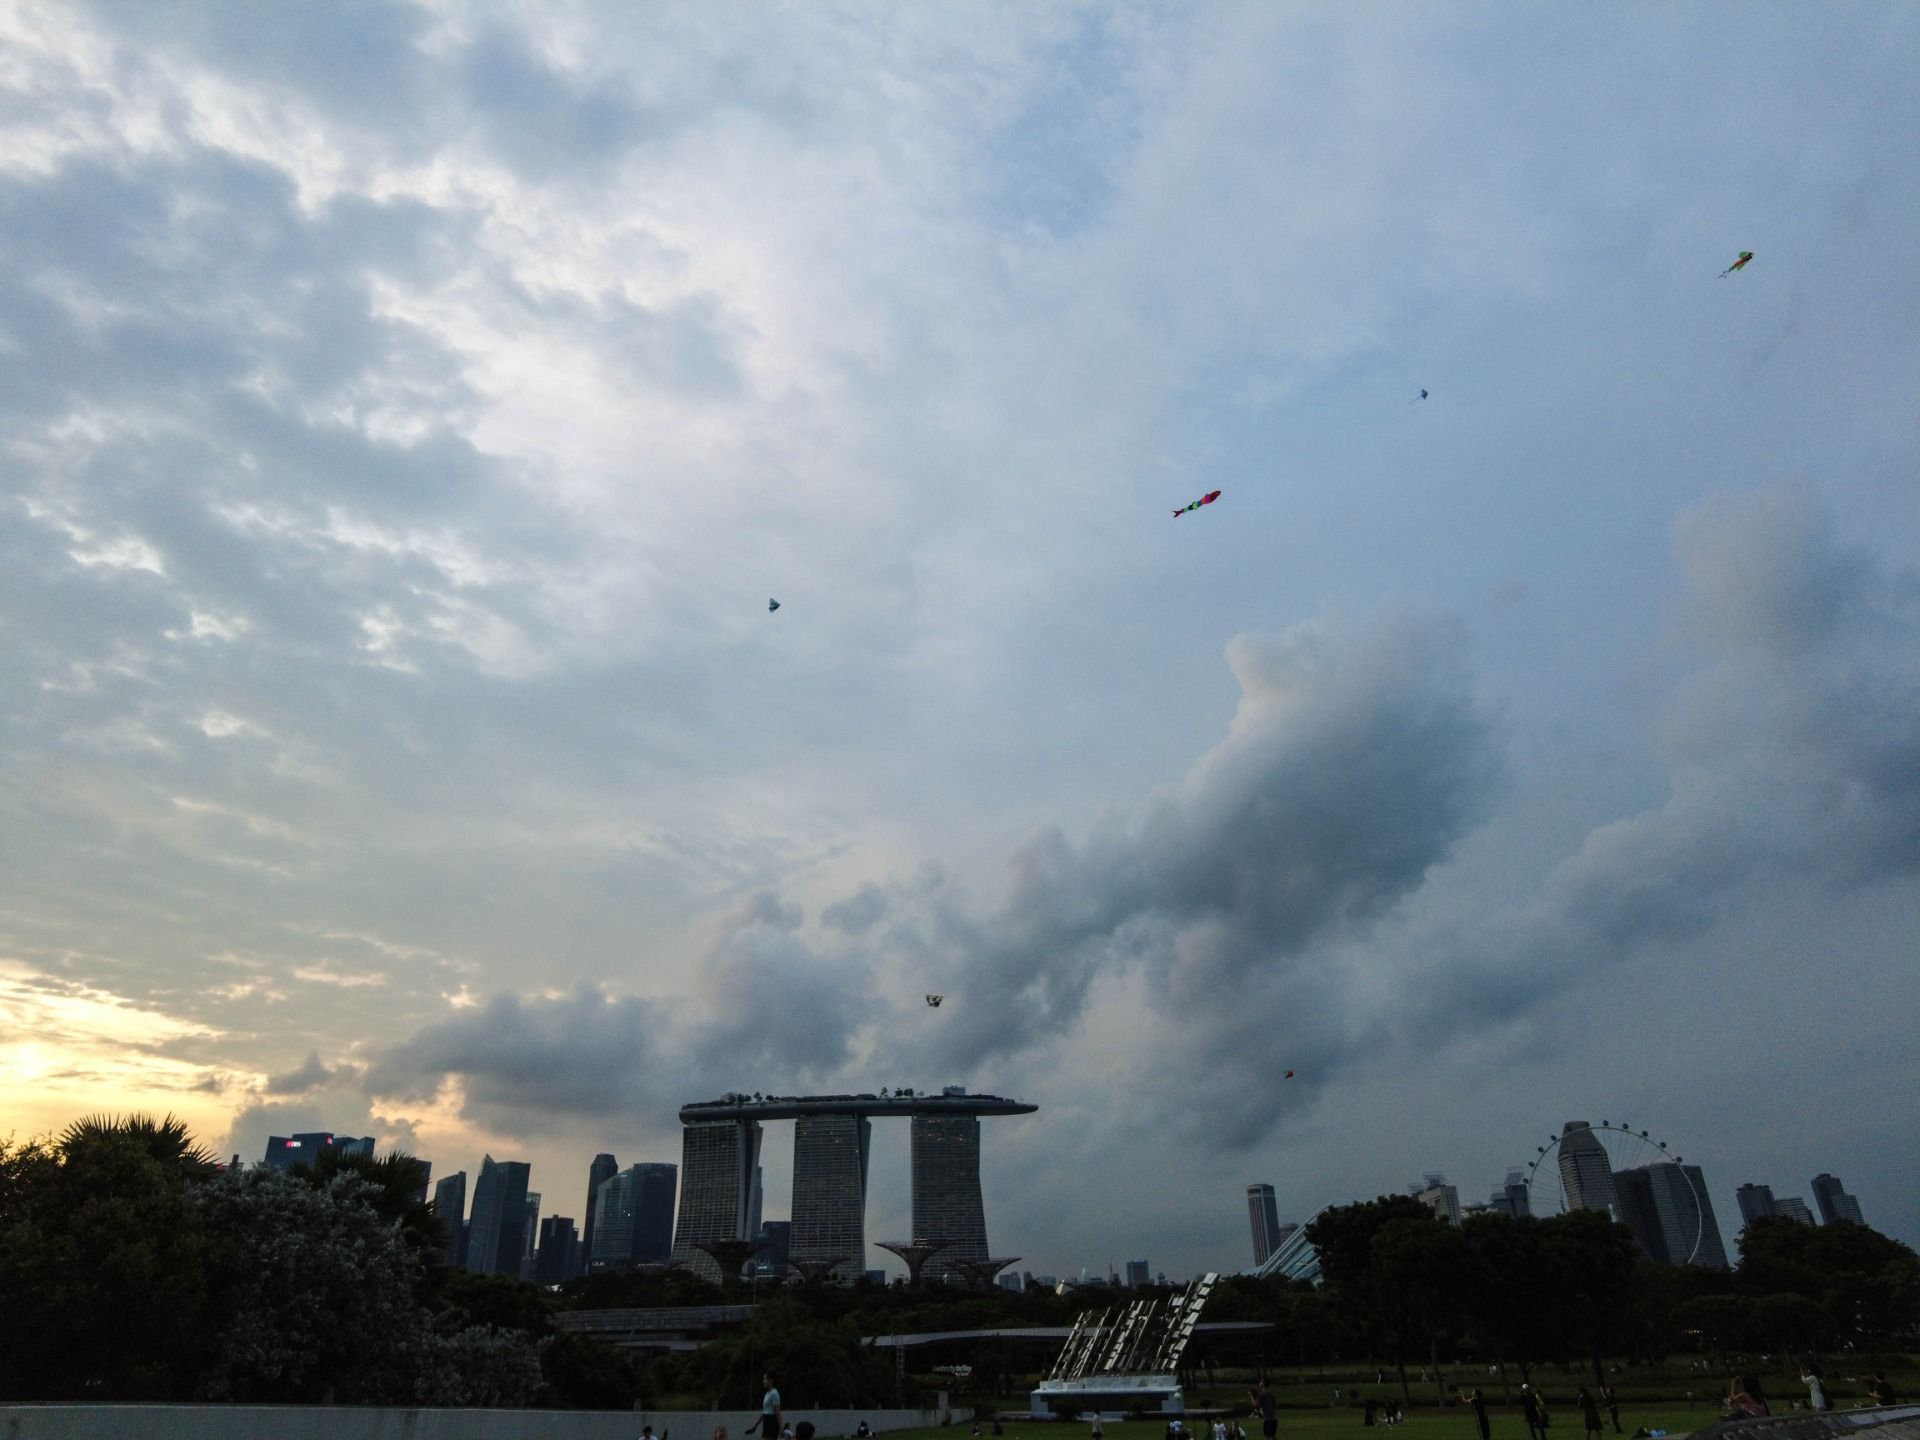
[
  {"x1": 1174, "y1": 489, "x2": 1222, "y2": 517},
  {"x1": 1719, "y1": 251, "x2": 1754, "y2": 277}
]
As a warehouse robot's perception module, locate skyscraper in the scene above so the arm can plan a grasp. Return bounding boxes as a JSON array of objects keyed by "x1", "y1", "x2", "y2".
[
  {"x1": 1248, "y1": 1183, "x2": 1283, "y2": 1264},
  {"x1": 748, "y1": 1164, "x2": 764, "y2": 1242},
  {"x1": 432, "y1": 1170, "x2": 468, "y2": 1267},
  {"x1": 1810, "y1": 1174, "x2": 1865, "y2": 1226},
  {"x1": 1735, "y1": 1183, "x2": 1777, "y2": 1227},
  {"x1": 534, "y1": 1215, "x2": 578, "y2": 1284},
  {"x1": 262, "y1": 1132, "x2": 373, "y2": 1170},
  {"x1": 521, "y1": 1192, "x2": 541, "y2": 1280},
  {"x1": 1125, "y1": 1259, "x2": 1151, "y2": 1288},
  {"x1": 580, "y1": 1152, "x2": 617, "y2": 1274},
  {"x1": 632, "y1": 1162, "x2": 677, "y2": 1263},
  {"x1": 465, "y1": 1154, "x2": 532, "y2": 1275},
  {"x1": 913, "y1": 1109, "x2": 988, "y2": 1282},
  {"x1": 1412, "y1": 1176, "x2": 1462, "y2": 1226},
  {"x1": 591, "y1": 1162, "x2": 679, "y2": 1270},
  {"x1": 755, "y1": 1219, "x2": 793, "y2": 1279},
  {"x1": 670, "y1": 1119, "x2": 763, "y2": 1281},
  {"x1": 1558, "y1": 1122, "x2": 1617, "y2": 1215},
  {"x1": 1775, "y1": 1196, "x2": 1816, "y2": 1226},
  {"x1": 1602, "y1": 1164, "x2": 1729, "y2": 1269},
  {"x1": 792, "y1": 1113, "x2": 872, "y2": 1280}
]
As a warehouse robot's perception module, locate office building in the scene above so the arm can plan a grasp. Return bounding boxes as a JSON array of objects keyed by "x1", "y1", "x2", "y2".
[
  {"x1": 535, "y1": 1215, "x2": 579, "y2": 1285},
  {"x1": 580, "y1": 1153, "x2": 617, "y2": 1274},
  {"x1": 1558, "y1": 1122, "x2": 1617, "y2": 1215},
  {"x1": 1489, "y1": 1169, "x2": 1531, "y2": 1218},
  {"x1": 591, "y1": 1162, "x2": 679, "y2": 1270},
  {"x1": 520, "y1": 1192, "x2": 541, "y2": 1280},
  {"x1": 1612, "y1": 1164, "x2": 1726, "y2": 1267},
  {"x1": 261, "y1": 1132, "x2": 374, "y2": 1171},
  {"x1": 792, "y1": 1113, "x2": 872, "y2": 1280},
  {"x1": 998, "y1": 1270, "x2": 1024, "y2": 1292},
  {"x1": 670, "y1": 1119, "x2": 764, "y2": 1281},
  {"x1": 912, "y1": 1108, "x2": 988, "y2": 1282},
  {"x1": 1412, "y1": 1174, "x2": 1462, "y2": 1226},
  {"x1": 1248, "y1": 1183, "x2": 1284, "y2": 1264},
  {"x1": 1775, "y1": 1196, "x2": 1816, "y2": 1226},
  {"x1": 748, "y1": 1165, "x2": 764, "y2": 1242},
  {"x1": 432, "y1": 1171, "x2": 468, "y2": 1267},
  {"x1": 1810, "y1": 1174, "x2": 1865, "y2": 1227},
  {"x1": 466, "y1": 1154, "x2": 532, "y2": 1275},
  {"x1": 1735, "y1": 1183, "x2": 1776, "y2": 1227},
  {"x1": 1125, "y1": 1259, "x2": 1151, "y2": 1288}
]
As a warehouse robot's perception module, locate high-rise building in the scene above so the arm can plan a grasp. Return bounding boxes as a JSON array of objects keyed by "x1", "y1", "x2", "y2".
[
  {"x1": 1775, "y1": 1196, "x2": 1816, "y2": 1226},
  {"x1": 1502, "y1": 1169, "x2": 1531, "y2": 1217},
  {"x1": 670, "y1": 1120, "x2": 763, "y2": 1281},
  {"x1": 580, "y1": 1152, "x2": 617, "y2": 1274},
  {"x1": 912, "y1": 1108, "x2": 988, "y2": 1282},
  {"x1": 520, "y1": 1192, "x2": 542, "y2": 1280},
  {"x1": 1735, "y1": 1183, "x2": 1777, "y2": 1227},
  {"x1": 632, "y1": 1162, "x2": 677, "y2": 1263},
  {"x1": 465, "y1": 1155, "x2": 532, "y2": 1275},
  {"x1": 261, "y1": 1132, "x2": 374, "y2": 1170},
  {"x1": 591, "y1": 1162, "x2": 679, "y2": 1270},
  {"x1": 1810, "y1": 1174, "x2": 1865, "y2": 1227},
  {"x1": 1610, "y1": 1164, "x2": 1729, "y2": 1269},
  {"x1": 792, "y1": 1113, "x2": 872, "y2": 1280},
  {"x1": 1412, "y1": 1176, "x2": 1462, "y2": 1226},
  {"x1": 1248, "y1": 1183, "x2": 1284, "y2": 1264},
  {"x1": 1558, "y1": 1122, "x2": 1617, "y2": 1215},
  {"x1": 1125, "y1": 1259, "x2": 1151, "y2": 1288},
  {"x1": 535, "y1": 1215, "x2": 579, "y2": 1285},
  {"x1": 432, "y1": 1171, "x2": 468, "y2": 1267},
  {"x1": 748, "y1": 1165, "x2": 764, "y2": 1242},
  {"x1": 998, "y1": 1270, "x2": 1024, "y2": 1292}
]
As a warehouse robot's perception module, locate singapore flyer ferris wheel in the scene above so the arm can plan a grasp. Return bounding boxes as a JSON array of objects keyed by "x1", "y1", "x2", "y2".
[{"x1": 1525, "y1": 1120, "x2": 1710, "y2": 1265}]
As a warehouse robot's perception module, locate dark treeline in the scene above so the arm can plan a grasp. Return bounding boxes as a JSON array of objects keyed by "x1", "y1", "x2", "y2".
[{"x1": 3, "y1": 1121, "x2": 1914, "y2": 1411}]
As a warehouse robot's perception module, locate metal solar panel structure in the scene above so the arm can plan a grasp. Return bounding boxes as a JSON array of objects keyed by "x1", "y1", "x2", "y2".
[{"x1": 1029, "y1": 1273, "x2": 1219, "y2": 1418}]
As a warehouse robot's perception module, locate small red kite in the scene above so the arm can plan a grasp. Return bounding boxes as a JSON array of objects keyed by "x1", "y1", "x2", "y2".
[{"x1": 1175, "y1": 489, "x2": 1222, "y2": 517}]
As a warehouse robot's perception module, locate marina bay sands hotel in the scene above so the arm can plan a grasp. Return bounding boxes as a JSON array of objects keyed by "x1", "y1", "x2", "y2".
[{"x1": 670, "y1": 1087, "x2": 1036, "y2": 1283}]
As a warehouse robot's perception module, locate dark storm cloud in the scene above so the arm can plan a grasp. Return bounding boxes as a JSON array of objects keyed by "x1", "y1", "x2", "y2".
[
  {"x1": 263, "y1": 1050, "x2": 335, "y2": 1096},
  {"x1": 1407, "y1": 484, "x2": 1920, "y2": 1037},
  {"x1": 361, "y1": 612, "x2": 1499, "y2": 1145},
  {"x1": 359, "y1": 890, "x2": 877, "y2": 1134}
]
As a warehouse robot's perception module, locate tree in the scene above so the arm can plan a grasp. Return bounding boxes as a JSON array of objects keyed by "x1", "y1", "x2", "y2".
[
  {"x1": 0, "y1": 1119, "x2": 216, "y2": 1399},
  {"x1": 1373, "y1": 1216, "x2": 1471, "y2": 1408},
  {"x1": 1536, "y1": 1209, "x2": 1641, "y2": 1385}
]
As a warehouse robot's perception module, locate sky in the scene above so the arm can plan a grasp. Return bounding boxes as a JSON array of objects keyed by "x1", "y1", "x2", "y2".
[{"x1": 1, "y1": 2, "x2": 1916, "y2": 1281}]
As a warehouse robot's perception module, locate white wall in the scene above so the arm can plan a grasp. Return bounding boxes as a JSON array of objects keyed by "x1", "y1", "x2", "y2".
[{"x1": 0, "y1": 1404, "x2": 944, "y2": 1440}]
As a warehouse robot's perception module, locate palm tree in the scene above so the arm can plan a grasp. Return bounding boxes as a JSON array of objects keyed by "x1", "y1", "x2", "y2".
[{"x1": 58, "y1": 1113, "x2": 217, "y2": 1175}]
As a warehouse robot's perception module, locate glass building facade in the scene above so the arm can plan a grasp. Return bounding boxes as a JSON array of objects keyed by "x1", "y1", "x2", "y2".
[
  {"x1": 1557, "y1": 1122, "x2": 1617, "y2": 1214},
  {"x1": 791, "y1": 1113, "x2": 872, "y2": 1280},
  {"x1": 1247, "y1": 1183, "x2": 1283, "y2": 1264},
  {"x1": 465, "y1": 1154, "x2": 532, "y2": 1275},
  {"x1": 670, "y1": 1120, "x2": 763, "y2": 1281},
  {"x1": 912, "y1": 1111, "x2": 987, "y2": 1282}
]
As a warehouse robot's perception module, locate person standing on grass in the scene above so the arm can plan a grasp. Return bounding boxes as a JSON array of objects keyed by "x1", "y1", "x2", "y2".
[
  {"x1": 1601, "y1": 1385, "x2": 1620, "y2": 1433},
  {"x1": 1462, "y1": 1388, "x2": 1490, "y2": 1440},
  {"x1": 1253, "y1": 1379, "x2": 1279, "y2": 1440},
  {"x1": 1521, "y1": 1384, "x2": 1548, "y2": 1440},
  {"x1": 1578, "y1": 1388, "x2": 1603, "y2": 1440}
]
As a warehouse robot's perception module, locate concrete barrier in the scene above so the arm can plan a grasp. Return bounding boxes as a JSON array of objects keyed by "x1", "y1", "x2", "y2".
[{"x1": 0, "y1": 1404, "x2": 944, "y2": 1440}]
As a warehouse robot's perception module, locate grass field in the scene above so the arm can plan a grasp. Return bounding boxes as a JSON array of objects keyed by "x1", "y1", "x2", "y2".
[{"x1": 869, "y1": 1413, "x2": 1716, "y2": 1440}]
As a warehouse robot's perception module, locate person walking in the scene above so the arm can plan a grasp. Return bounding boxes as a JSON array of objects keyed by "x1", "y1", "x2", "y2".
[
  {"x1": 753, "y1": 1375, "x2": 782, "y2": 1439},
  {"x1": 1578, "y1": 1388, "x2": 1603, "y2": 1440},
  {"x1": 1521, "y1": 1384, "x2": 1549, "y2": 1440},
  {"x1": 1462, "y1": 1388, "x2": 1491, "y2": 1440},
  {"x1": 1601, "y1": 1385, "x2": 1621, "y2": 1434}
]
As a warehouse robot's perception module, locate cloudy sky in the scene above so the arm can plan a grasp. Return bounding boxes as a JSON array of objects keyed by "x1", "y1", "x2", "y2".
[{"x1": 2, "y1": 1, "x2": 1916, "y2": 1278}]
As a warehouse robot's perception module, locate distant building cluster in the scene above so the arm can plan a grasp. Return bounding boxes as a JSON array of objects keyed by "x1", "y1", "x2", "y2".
[
  {"x1": 251, "y1": 1084, "x2": 1037, "y2": 1288},
  {"x1": 1245, "y1": 1122, "x2": 1873, "y2": 1285}
]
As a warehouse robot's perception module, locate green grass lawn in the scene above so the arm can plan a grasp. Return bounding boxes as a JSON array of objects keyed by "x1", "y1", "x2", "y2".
[{"x1": 873, "y1": 1412, "x2": 1714, "y2": 1440}]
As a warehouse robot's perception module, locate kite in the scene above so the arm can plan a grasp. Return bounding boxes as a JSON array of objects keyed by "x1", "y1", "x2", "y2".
[
  {"x1": 926, "y1": 994, "x2": 943, "y2": 1007},
  {"x1": 1284, "y1": 1070, "x2": 1294, "y2": 1079},
  {"x1": 1174, "y1": 489, "x2": 1222, "y2": 518},
  {"x1": 768, "y1": 598, "x2": 781, "y2": 612},
  {"x1": 1719, "y1": 251, "x2": 1754, "y2": 278},
  {"x1": 1410, "y1": 389, "x2": 1428, "y2": 404}
]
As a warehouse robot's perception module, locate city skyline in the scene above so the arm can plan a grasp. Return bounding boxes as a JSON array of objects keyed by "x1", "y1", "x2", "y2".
[{"x1": 2, "y1": 3, "x2": 1915, "y2": 1279}]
